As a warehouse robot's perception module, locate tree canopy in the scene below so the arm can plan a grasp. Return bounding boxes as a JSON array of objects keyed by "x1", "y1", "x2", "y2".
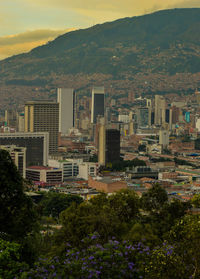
[{"x1": 0, "y1": 150, "x2": 38, "y2": 241}]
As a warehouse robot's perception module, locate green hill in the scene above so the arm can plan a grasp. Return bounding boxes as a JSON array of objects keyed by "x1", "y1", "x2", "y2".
[{"x1": 0, "y1": 8, "x2": 200, "y2": 82}]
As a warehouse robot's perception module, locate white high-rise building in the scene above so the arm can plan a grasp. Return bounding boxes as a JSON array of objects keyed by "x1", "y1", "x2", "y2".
[
  {"x1": 57, "y1": 88, "x2": 75, "y2": 134},
  {"x1": 159, "y1": 130, "x2": 169, "y2": 148},
  {"x1": 155, "y1": 95, "x2": 166, "y2": 125},
  {"x1": 91, "y1": 87, "x2": 105, "y2": 124}
]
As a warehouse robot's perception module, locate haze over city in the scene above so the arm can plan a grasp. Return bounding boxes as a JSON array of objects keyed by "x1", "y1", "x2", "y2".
[{"x1": 0, "y1": 0, "x2": 200, "y2": 59}]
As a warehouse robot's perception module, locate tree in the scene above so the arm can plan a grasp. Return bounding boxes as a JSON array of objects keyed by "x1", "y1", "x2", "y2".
[
  {"x1": 140, "y1": 184, "x2": 168, "y2": 212},
  {"x1": 191, "y1": 194, "x2": 200, "y2": 208},
  {"x1": 149, "y1": 199, "x2": 191, "y2": 239},
  {"x1": 138, "y1": 144, "x2": 146, "y2": 152},
  {"x1": 0, "y1": 150, "x2": 38, "y2": 241},
  {"x1": 53, "y1": 191, "x2": 140, "y2": 252},
  {"x1": 127, "y1": 223, "x2": 160, "y2": 246},
  {"x1": 108, "y1": 189, "x2": 140, "y2": 222},
  {"x1": 39, "y1": 192, "x2": 83, "y2": 218},
  {"x1": 169, "y1": 215, "x2": 200, "y2": 278},
  {"x1": 55, "y1": 201, "x2": 124, "y2": 252},
  {"x1": 0, "y1": 239, "x2": 28, "y2": 279}
]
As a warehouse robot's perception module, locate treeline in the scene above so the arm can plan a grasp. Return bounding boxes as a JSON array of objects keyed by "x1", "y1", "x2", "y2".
[{"x1": 105, "y1": 158, "x2": 146, "y2": 171}]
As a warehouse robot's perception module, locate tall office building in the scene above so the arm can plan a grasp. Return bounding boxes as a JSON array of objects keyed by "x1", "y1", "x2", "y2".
[
  {"x1": 98, "y1": 125, "x2": 120, "y2": 166},
  {"x1": 159, "y1": 130, "x2": 169, "y2": 148},
  {"x1": 17, "y1": 112, "x2": 25, "y2": 132},
  {"x1": 0, "y1": 132, "x2": 49, "y2": 166},
  {"x1": 98, "y1": 124, "x2": 106, "y2": 165},
  {"x1": 91, "y1": 87, "x2": 105, "y2": 124},
  {"x1": 136, "y1": 108, "x2": 149, "y2": 127},
  {"x1": 4, "y1": 110, "x2": 17, "y2": 127},
  {"x1": 57, "y1": 88, "x2": 75, "y2": 134},
  {"x1": 155, "y1": 95, "x2": 166, "y2": 125},
  {"x1": 25, "y1": 101, "x2": 59, "y2": 154}
]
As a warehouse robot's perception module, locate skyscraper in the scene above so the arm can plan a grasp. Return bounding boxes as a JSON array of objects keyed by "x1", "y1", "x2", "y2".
[
  {"x1": 25, "y1": 101, "x2": 59, "y2": 154},
  {"x1": 155, "y1": 95, "x2": 166, "y2": 125},
  {"x1": 91, "y1": 87, "x2": 105, "y2": 124},
  {"x1": 136, "y1": 108, "x2": 149, "y2": 127},
  {"x1": 57, "y1": 88, "x2": 75, "y2": 134},
  {"x1": 98, "y1": 125, "x2": 120, "y2": 166},
  {"x1": 159, "y1": 129, "x2": 169, "y2": 148}
]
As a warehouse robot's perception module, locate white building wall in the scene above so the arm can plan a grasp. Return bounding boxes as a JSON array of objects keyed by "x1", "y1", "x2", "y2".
[
  {"x1": 159, "y1": 130, "x2": 169, "y2": 147},
  {"x1": 18, "y1": 115, "x2": 25, "y2": 132},
  {"x1": 57, "y1": 88, "x2": 74, "y2": 134},
  {"x1": 48, "y1": 158, "x2": 83, "y2": 181},
  {"x1": 78, "y1": 162, "x2": 98, "y2": 180},
  {"x1": 118, "y1": 114, "x2": 129, "y2": 123},
  {"x1": 196, "y1": 118, "x2": 200, "y2": 132}
]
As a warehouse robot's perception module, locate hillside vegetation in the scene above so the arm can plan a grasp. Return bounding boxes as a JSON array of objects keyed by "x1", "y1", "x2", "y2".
[{"x1": 0, "y1": 8, "x2": 200, "y2": 82}]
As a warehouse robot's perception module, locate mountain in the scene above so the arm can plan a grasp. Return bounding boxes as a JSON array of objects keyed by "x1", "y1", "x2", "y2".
[{"x1": 0, "y1": 8, "x2": 200, "y2": 85}]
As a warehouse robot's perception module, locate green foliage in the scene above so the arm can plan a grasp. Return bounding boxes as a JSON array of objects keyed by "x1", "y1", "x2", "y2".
[
  {"x1": 19, "y1": 237, "x2": 195, "y2": 279},
  {"x1": 127, "y1": 223, "x2": 160, "y2": 246},
  {"x1": 138, "y1": 144, "x2": 146, "y2": 152},
  {"x1": 148, "y1": 199, "x2": 191, "y2": 239},
  {"x1": 89, "y1": 154, "x2": 98, "y2": 162},
  {"x1": 109, "y1": 158, "x2": 146, "y2": 171},
  {"x1": 169, "y1": 215, "x2": 200, "y2": 278},
  {"x1": 0, "y1": 239, "x2": 28, "y2": 279},
  {"x1": 1, "y1": 147, "x2": 198, "y2": 279},
  {"x1": 39, "y1": 192, "x2": 83, "y2": 218},
  {"x1": 145, "y1": 242, "x2": 192, "y2": 279},
  {"x1": 108, "y1": 189, "x2": 140, "y2": 222},
  {"x1": 53, "y1": 190, "x2": 140, "y2": 253},
  {"x1": 0, "y1": 150, "x2": 38, "y2": 241},
  {"x1": 19, "y1": 237, "x2": 150, "y2": 279},
  {"x1": 174, "y1": 157, "x2": 196, "y2": 167},
  {"x1": 140, "y1": 184, "x2": 168, "y2": 212},
  {"x1": 1, "y1": 9, "x2": 200, "y2": 80},
  {"x1": 191, "y1": 194, "x2": 200, "y2": 208}
]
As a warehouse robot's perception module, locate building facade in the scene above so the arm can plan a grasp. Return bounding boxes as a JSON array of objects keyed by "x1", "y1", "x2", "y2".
[
  {"x1": 155, "y1": 95, "x2": 166, "y2": 125},
  {"x1": 91, "y1": 87, "x2": 105, "y2": 124},
  {"x1": 98, "y1": 126, "x2": 120, "y2": 166},
  {"x1": 26, "y1": 166, "x2": 62, "y2": 184},
  {"x1": 136, "y1": 108, "x2": 149, "y2": 127},
  {"x1": 0, "y1": 132, "x2": 49, "y2": 166},
  {"x1": 25, "y1": 101, "x2": 59, "y2": 154},
  {"x1": 57, "y1": 88, "x2": 75, "y2": 134},
  {"x1": 48, "y1": 158, "x2": 81, "y2": 180},
  {"x1": 78, "y1": 162, "x2": 98, "y2": 180}
]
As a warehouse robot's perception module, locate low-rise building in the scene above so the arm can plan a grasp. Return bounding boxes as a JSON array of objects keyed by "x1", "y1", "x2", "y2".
[
  {"x1": 88, "y1": 176, "x2": 127, "y2": 193},
  {"x1": 126, "y1": 166, "x2": 158, "y2": 179},
  {"x1": 48, "y1": 158, "x2": 82, "y2": 180},
  {"x1": 26, "y1": 166, "x2": 62, "y2": 185}
]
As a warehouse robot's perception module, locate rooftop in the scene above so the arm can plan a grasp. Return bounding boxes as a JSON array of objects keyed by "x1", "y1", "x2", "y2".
[{"x1": 27, "y1": 166, "x2": 60, "y2": 170}]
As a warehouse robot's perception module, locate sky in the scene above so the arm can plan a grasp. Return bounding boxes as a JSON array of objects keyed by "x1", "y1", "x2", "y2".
[{"x1": 0, "y1": 0, "x2": 200, "y2": 60}]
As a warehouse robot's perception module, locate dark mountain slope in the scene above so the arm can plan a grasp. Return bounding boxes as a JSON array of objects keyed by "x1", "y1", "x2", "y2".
[{"x1": 0, "y1": 8, "x2": 200, "y2": 81}]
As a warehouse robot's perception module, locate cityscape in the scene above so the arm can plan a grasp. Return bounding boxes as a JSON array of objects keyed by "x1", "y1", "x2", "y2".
[
  {"x1": 1, "y1": 3, "x2": 200, "y2": 279},
  {"x1": 1, "y1": 86, "x2": 200, "y2": 199}
]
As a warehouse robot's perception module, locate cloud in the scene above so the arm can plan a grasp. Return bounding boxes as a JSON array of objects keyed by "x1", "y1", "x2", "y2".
[
  {"x1": 26, "y1": 0, "x2": 200, "y2": 21},
  {"x1": 0, "y1": 28, "x2": 76, "y2": 60}
]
